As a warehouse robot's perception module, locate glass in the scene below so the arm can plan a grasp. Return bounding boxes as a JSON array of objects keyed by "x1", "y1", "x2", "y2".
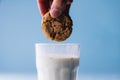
[{"x1": 35, "y1": 43, "x2": 80, "y2": 80}]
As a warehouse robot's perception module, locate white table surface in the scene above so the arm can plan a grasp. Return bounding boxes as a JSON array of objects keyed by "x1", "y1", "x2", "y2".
[{"x1": 0, "y1": 73, "x2": 120, "y2": 80}]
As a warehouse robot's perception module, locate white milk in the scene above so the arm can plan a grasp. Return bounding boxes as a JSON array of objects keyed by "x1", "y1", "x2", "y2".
[{"x1": 36, "y1": 55, "x2": 79, "y2": 80}]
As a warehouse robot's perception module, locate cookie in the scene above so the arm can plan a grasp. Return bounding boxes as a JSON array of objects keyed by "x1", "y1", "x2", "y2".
[{"x1": 42, "y1": 11, "x2": 73, "y2": 42}]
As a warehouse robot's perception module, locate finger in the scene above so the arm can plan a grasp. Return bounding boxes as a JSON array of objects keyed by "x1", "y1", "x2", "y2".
[
  {"x1": 37, "y1": 0, "x2": 50, "y2": 16},
  {"x1": 65, "y1": 0, "x2": 73, "y2": 14},
  {"x1": 63, "y1": 4, "x2": 71, "y2": 15},
  {"x1": 67, "y1": 0, "x2": 73, "y2": 5},
  {"x1": 50, "y1": 0, "x2": 67, "y2": 18}
]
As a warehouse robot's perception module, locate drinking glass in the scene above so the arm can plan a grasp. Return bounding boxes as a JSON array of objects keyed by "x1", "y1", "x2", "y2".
[{"x1": 35, "y1": 43, "x2": 80, "y2": 80}]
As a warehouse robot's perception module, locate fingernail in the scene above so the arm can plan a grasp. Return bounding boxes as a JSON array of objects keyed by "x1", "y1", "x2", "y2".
[{"x1": 50, "y1": 8, "x2": 62, "y2": 18}]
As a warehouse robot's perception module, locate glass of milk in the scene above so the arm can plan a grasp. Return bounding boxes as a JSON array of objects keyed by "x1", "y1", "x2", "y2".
[{"x1": 35, "y1": 43, "x2": 80, "y2": 80}]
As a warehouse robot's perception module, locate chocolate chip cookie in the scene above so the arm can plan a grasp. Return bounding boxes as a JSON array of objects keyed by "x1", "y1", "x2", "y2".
[{"x1": 42, "y1": 11, "x2": 73, "y2": 42}]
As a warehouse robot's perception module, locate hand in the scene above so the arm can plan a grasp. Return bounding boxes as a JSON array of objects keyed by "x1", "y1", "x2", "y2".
[{"x1": 37, "y1": 0, "x2": 73, "y2": 18}]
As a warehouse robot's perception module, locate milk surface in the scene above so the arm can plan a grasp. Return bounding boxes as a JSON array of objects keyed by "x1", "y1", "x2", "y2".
[{"x1": 36, "y1": 54, "x2": 79, "y2": 80}]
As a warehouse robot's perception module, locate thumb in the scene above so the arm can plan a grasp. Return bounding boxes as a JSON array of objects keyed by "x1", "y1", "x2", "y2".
[{"x1": 50, "y1": 0, "x2": 67, "y2": 18}]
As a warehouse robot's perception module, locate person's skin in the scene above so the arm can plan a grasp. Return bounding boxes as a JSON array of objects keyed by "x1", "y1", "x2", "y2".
[{"x1": 37, "y1": 0, "x2": 73, "y2": 18}]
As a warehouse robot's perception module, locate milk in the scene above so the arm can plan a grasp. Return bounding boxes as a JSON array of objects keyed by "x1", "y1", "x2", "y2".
[{"x1": 36, "y1": 55, "x2": 79, "y2": 80}]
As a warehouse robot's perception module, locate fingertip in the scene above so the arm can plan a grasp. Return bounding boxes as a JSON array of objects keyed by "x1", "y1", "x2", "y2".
[{"x1": 50, "y1": 8, "x2": 62, "y2": 18}]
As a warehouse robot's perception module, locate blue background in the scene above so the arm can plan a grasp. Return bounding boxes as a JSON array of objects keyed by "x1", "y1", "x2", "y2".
[{"x1": 0, "y1": 0, "x2": 120, "y2": 75}]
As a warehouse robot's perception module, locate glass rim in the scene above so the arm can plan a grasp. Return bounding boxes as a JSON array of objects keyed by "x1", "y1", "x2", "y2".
[{"x1": 35, "y1": 43, "x2": 80, "y2": 46}]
